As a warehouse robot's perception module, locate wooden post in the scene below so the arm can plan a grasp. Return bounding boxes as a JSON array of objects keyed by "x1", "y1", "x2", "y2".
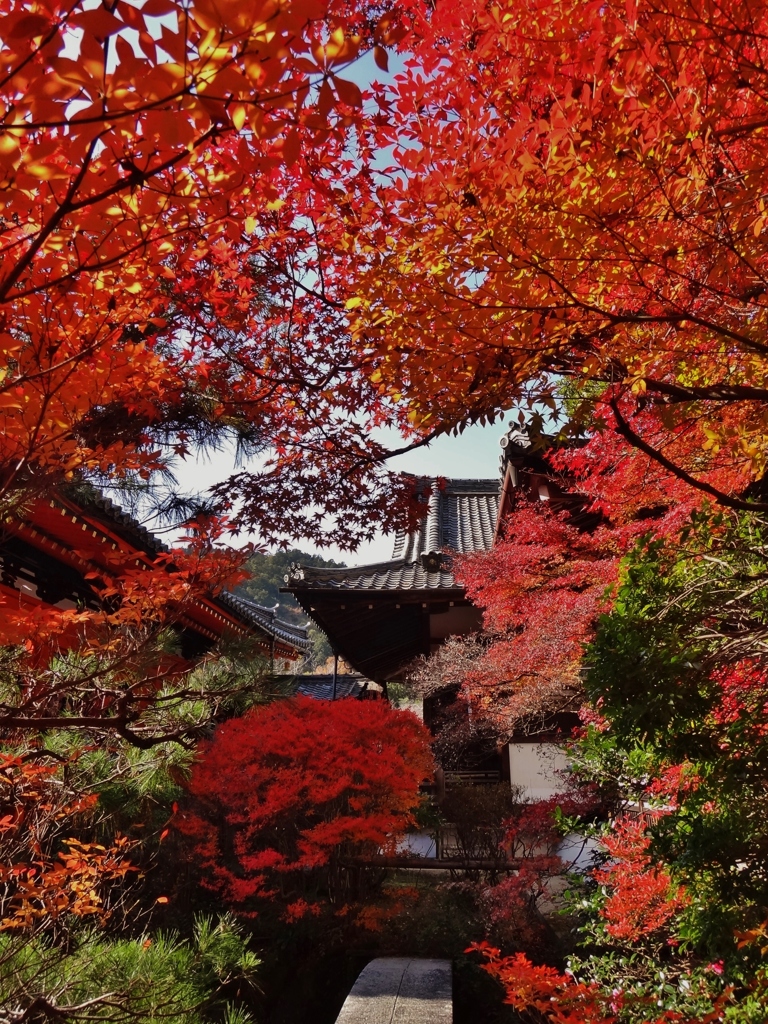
[{"x1": 332, "y1": 651, "x2": 338, "y2": 700}]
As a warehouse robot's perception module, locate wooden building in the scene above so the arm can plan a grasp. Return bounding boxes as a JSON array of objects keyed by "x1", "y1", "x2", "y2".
[
  {"x1": 0, "y1": 487, "x2": 310, "y2": 667},
  {"x1": 284, "y1": 478, "x2": 500, "y2": 683},
  {"x1": 283, "y1": 428, "x2": 576, "y2": 683}
]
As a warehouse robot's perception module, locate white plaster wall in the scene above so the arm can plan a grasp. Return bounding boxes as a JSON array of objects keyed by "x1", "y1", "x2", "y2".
[
  {"x1": 397, "y1": 831, "x2": 437, "y2": 858},
  {"x1": 557, "y1": 833, "x2": 602, "y2": 874},
  {"x1": 508, "y1": 743, "x2": 570, "y2": 800}
]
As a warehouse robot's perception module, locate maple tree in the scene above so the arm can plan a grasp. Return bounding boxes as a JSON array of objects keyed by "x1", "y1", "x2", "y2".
[
  {"x1": 13, "y1": 0, "x2": 766, "y2": 550},
  {"x1": 473, "y1": 801, "x2": 764, "y2": 1024},
  {"x1": 0, "y1": 0, "x2": 439, "y2": 751},
  {"x1": 0, "y1": 734, "x2": 263, "y2": 1021},
  {"x1": 474, "y1": 941, "x2": 735, "y2": 1024},
  {"x1": 412, "y1": 393, "x2": 749, "y2": 742},
  {"x1": 409, "y1": 487, "x2": 642, "y2": 746},
  {"x1": 0, "y1": 0, "x2": 429, "y2": 550},
  {"x1": 177, "y1": 695, "x2": 434, "y2": 921},
  {"x1": 453, "y1": 504, "x2": 622, "y2": 735},
  {"x1": 474, "y1": 793, "x2": 600, "y2": 963},
  {"x1": 7, "y1": 0, "x2": 768, "y2": 1016},
  {"x1": 324, "y1": 0, "x2": 768, "y2": 519},
  {"x1": 0, "y1": 750, "x2": 136, "y2": 932}
]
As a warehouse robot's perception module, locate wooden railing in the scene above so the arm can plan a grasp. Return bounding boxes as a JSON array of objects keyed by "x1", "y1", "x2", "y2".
[{"x1": 444, "y1": 770, "x2": 501, "y2": 787}]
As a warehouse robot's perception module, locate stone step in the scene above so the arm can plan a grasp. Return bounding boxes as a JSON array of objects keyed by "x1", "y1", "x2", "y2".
[{"x1": 334, "y1": 957, "x2": 452, "y2": 1024}]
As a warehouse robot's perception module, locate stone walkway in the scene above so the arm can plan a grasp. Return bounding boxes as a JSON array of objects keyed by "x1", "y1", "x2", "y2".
[{"x1": 334, "y1": 958, "x2": 452, "y2": 1024}]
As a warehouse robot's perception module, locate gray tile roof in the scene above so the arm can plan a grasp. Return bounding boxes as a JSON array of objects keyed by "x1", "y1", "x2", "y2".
[
  {"x1": 66, "y1": 484, "x2": 169, "y2": 556},
  {"x1": 293, "y1": 674, "x2": 371, "y2": 700},
  {"x1": 287, "y1": 559, "x2": 459, "y2": 592},
  {"x1": 213, "y1": 592, "x2": 311, "y2": 649},
  {"x1": 286, "y1": 478, "x2": 500, "y2": 594},
  {"x1": 393, "y1": 479, "x2": 500, "y2": 562}
]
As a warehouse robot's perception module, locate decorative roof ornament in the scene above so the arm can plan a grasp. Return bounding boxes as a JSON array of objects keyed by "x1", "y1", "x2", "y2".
[
  {"x1": 420, "y1": 551, "x2": 444, "y2": 573},
  {"x1": 499, "y1": 426, "x2": 532, "y2": 450}
]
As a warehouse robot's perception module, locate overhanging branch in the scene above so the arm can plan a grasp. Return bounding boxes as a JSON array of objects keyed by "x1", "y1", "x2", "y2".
[{"x1": 610, "y1": 399, "x2": 768, "y2": 514}]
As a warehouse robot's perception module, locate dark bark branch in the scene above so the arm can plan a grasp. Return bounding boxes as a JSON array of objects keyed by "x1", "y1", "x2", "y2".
[
  {"x1": 0, "y1": 133, "x2": 102, "y2": 303},
  {"x1": 642, "y1": 379, "x2": 768, "y2": 404},
  {"x1": 377, "y1": 427, "x2": 446, "y2": 463},
  {"x1": 0, "y1": 716, "x2": 200, "y2": 748},
  {"x1": 0, "y1": 128, "x2": 217, "y2": 303},
  {"x1": 610, "y1": 398, "x2": 768, "y2": 513}
]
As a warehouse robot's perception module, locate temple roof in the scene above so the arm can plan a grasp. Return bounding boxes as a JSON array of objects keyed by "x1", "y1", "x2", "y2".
[
  {"x1": 1, "y1": 486, "x2": 310, "y2": 655},
  {"x1": 219, "y1": 592, "x2": 311, "y2": 649},
  {"x1": 64, "y1": 483, "x2": 169, "y2": 557},
  {"x1": 392, "y1": 478, "x2": 500, "y2": 563},
  {"x1": 292, "y1": 674, "x2": 379, "y2": 700},
  {"x1": 79, "y1": 491, "x2": 310, "y2": 648},
  {"x1": 78, "y1": 491, "x2": 310, "y2": 649},
  {"x1": 280, "y1": 434, "x2": 596, "y2": 681},
  {"x1": 285, "y1": 478, "x2": 500, "y2": 595},
  {"x1": 285, "y1": 559, "x2": 458, "y2": 592}
]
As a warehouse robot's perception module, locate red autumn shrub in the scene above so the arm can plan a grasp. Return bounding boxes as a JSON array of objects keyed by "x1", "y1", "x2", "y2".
[
  {"x1": 178, "y1": 696, "x2": 434, "y2": 919},
  {"x1": 595, "y1": 816, "x2": 689, "y2": 943}
]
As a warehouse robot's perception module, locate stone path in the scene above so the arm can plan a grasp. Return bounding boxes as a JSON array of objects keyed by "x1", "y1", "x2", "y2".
[{"x1": 334, "y1": 958, "x2": 452, "y2": 1024}]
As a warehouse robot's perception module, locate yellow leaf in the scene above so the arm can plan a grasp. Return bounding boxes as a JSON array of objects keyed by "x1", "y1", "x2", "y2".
[
  {"x1": 23, "y1": 161, "x2": 62, "y2": 180},
  {"x1": 325, "y1": 26, "x2": 347, "y2": 60},
  {"x1": 231, "y1": 104, "x2": 247, "y2": 131}
]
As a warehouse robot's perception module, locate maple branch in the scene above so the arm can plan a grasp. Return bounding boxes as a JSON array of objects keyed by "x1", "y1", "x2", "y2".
[
  {"x1": 714, "y1": 115, "x2": 768, "y2": 138},
  {"x1": 0, "y1": 128, "x2": 218, "y2": 303},
  {"x1": 328, "y1": 426, "x2": 445, "y2": 488},
  {"x1": 4, "y1": 217, "x2": 201, "y2": 301},
  {"x1": 609, "y1": 398, "x2": 768, "y2": 513},
  {"x1": 377, "y1": 428, "x2": 446, "y2": 463},
  {"x1": 278, "y1": 269, "x2": 345, "y2": 309},
  {"x1": 641, "y1": 380, "x2": 768, "y2": 404},
  {"x1": 482, "y1": 215, "x2": 768, "y2": 357},
  {"x1": 0, "y1": 7, "x2": 72, "y2": 93},
  {"x1": 0, "y1": 133, "x2": 102, "y2": 303}
]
